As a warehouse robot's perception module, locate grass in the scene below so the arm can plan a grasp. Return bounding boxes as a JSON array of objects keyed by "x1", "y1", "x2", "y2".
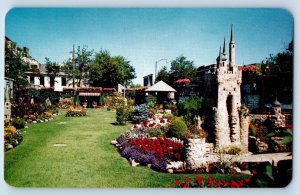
[{"x1": 4, "y1": 109, "x2": 249, "y2": 188}]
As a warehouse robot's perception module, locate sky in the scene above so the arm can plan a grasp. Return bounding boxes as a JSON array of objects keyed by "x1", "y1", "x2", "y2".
[{"x1": 5, "y1": 8, "x2": 293, "y2": 85}]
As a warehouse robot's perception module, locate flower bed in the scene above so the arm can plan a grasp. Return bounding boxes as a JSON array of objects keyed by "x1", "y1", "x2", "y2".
[
  {"x1": 4, "y1": 123, "x2": 23, "y2": 151},
  {"x1": 119, "y1": 137, "x2": 184, "y2": 171},
  {"x1": 65, "y1": 106, "x2": 86, "y2": 117},
  {"x1": 114, "y1": 114, "x2": 186, "y2": 172},
  {"x1": 171, "y1": 175, "x2": 251, "y2": 188}
]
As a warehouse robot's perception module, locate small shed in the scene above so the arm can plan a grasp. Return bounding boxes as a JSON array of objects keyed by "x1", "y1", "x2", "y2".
[{"x1": 145, "y1": 81, "x2": 176, "y2": 104}]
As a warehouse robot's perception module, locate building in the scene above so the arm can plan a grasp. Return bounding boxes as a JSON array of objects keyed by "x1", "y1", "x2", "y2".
[
  {"x1": 5, "y1": 36, "x2": 86, "y2": 92},
  {"x1": 203, "y1": 25, "x2": 249, "y2": 151}
]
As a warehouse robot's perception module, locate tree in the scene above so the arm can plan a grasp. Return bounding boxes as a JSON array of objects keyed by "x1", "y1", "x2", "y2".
[
  {"x1": 45, "y1": 57, "x2": 60, "y2": 87},
  {"x1": 263, "y1": 40, "x2": 293, "y2": 103},
  {"x1": 74, "y1": 46, "x2": 93, "y2": 86},
  {"x1": 89, "y1": 50, "x2": 136, "y2": 88},
  {"x1": 5, "y1": 41, "x2": 29, "y2": 94},
  {"x1": 155, "y1": 66, "x2": 170, "y2": 83},
  {"x1": 169, "y1": 55, "x2": 197, "y2": 85}
]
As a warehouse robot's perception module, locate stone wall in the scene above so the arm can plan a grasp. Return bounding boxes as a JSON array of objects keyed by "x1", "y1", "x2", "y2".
[{"x1": 185, "y1": 138, "x2": 208, "y2": 170}]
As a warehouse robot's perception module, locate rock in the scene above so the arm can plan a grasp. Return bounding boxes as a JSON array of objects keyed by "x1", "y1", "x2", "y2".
[
  {"x1": 111, "y1": 140, "x2": 118, "y2": 145},
  {"x1": 25, "y1": 126, "x2": 28, "y2": 129},
  {"x1": 130, "y1": 158, "x2": 140, "y2": 167},
  {"x1": 45, "y1": 119, "x2": 48, "y2": 122},
  {"x1": 241, "y1": 170, "x2": 252, "y2": 175},
  {"x1": 167, "y1": 169, "x2": 174, "y2": 173},
  {"x1": 232, "y1": 167, "x2": 241, "y2": 173},
  {"x1": 32, "y1": 121, "x2": 37, "y2": 124},
  {"x1": 40, "y1": 120, "x2": 44, "y2": 123},
  {"x1": 147, "y1": 164, "x2": 152, "y2": 168},
  {"x1": 166, "y1": 161, "x2": 184, "y2": 170}
]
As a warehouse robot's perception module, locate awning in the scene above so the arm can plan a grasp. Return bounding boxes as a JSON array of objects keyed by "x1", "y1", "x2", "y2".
[{"x1": 79, "y1": 92, "x2": 101, "y2": 96}]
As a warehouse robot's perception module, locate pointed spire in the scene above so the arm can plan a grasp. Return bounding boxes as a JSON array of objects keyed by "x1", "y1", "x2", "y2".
[
  {"x1": 230, "y1": 24, "x2": 235, "y2": 43},
  {"x1": 223, "y1": 37, "x2": 226, "y2": 54},
  {"x1": 218, "y1": 45, "x2": 222, "y2": 63}
]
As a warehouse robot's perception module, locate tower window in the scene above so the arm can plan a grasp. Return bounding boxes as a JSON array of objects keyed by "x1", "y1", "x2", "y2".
[
  {"x1": 233, "y1": 45, "x2": 235, "y2": 48},
  {"x1": 234, "y1": 88, "x2": 236, "y2": 91},
  {"x1": 223, "y1": 88, "x2": 226, "y2": 91}
]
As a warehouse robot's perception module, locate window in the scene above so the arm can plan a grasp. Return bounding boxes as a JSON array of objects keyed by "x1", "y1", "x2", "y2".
[
  {"x1": 50, "y1": 77, "x2": 55, "y2": 87},
  {"x1": 30, "y1": 76, "x2": 34, "y2": 84},
  {"x1": 62, "y1": 77, "x2": 66, "y2": 86},
  {"x1": 40, "y1": 76, "x2": 44, "y2": 86}
]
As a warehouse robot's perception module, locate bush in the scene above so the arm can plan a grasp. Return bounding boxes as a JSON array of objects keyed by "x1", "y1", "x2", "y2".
[
  {"x1": 219, "y1": 146, "x2": 242, "y2": 155},
  {"x1": 177, "y1": 93, "x2": 203, "y2": 125},
  {"x1": 116, "y1": 106, "x2": 130, "y2": 125},
  {"x1": 132, "y1": 104, "x2": 149, "y2": 123},
  {"x1": 148, "y1": 127, "x2": 166, "y2": 138},
  {"x1": 12, "y1": 118, "x2": 26, "y2": 129},
  {"x1": 249, "y1": 123, "x2": 257, "y2": 136},
  {"x1": 168, "y1": 117, "x2": 188, "y2": 139},
  {"x1": 99, "y1": 96, "x2": 105, "y2": 106},
  {"x1": 58, "y1": 98, "x2": 74, "y2": 109}
]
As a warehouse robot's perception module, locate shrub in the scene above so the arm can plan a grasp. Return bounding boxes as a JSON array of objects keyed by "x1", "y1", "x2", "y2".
[
  {"x1": 183, "y1": 126, "x2": 208, "y2": 139},
  {"x1": 99, "y1": 96, "x2": 105, "y2": 106},
  {"x1": 148, "y1": 126, "x2": 165, "y2": 138},
  {"x1": 219, "y1": 146, "x2": 242, "y2": 155},
  {"x1": 132, "y1": 104, "x2": 149, "y2": 123},
  {"x1": 58, "y1": 98, "x2": 74, "y2": 109},
  {"x1": 116, "y1": 106, "x2": 130, "y2": 125},
  {"x1": 168, "y1": 117, "x2": 188, "y2": 139},
  {"x1": 12, "y1": 118, "x2": 26, "y2": 129},
  {"x1": 249, "y1": 123, "x2": 257, "y2": 136},
  {"x1": 177, "y1": 93, "x2": 203, "y2": 125}
]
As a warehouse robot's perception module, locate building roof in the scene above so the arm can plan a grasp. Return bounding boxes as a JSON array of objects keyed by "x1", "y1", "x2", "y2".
[{"x1": 145, "y1": 80, "x2": 177, "y2": 92}]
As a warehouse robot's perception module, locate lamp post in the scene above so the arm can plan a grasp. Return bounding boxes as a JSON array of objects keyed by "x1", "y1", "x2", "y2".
[{"x1": 155, "y1": 58, "x2": 168, "y2": 82}]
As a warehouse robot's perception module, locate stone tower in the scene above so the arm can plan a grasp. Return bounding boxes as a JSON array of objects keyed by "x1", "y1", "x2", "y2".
[{"x1": 204, "y1": 25, "x2": 249, "y2": 151}]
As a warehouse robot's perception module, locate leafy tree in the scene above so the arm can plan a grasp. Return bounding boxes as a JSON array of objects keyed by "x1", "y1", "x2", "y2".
[
  {"x1": 169, "y1": 55, "x2": 197, "y2": 85},
  {"x1": 74, "y1": 46, "x2": 94, "y2": 86},
  {"x1": 155, "y1": 66, "x2": 170, "y2": 83},
  {"x1": 5, "y1": 41, "x2": 29, "y2": 94},
  {"x1": 262, "y1": 40, "x2": 293, "y2": 103},
  {"x1": 45, "y1": 57, "x2": 60, "y2": 87},
  {"x1": 89, "y1": 50, "x2": 136, "y2": 88}
]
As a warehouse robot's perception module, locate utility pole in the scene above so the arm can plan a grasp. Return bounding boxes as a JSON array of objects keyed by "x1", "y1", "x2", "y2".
[
  {"x1": 72, "y1": 44, "x2": 75, "y2": 88},
  {"x1": 155, "y1": 58, "x2": 168, "y2": 82}
]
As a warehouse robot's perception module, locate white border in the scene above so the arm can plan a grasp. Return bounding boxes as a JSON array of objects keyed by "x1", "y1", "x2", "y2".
[{"x1": 0, "y1": 1, "x2": 299, "y2": 195}]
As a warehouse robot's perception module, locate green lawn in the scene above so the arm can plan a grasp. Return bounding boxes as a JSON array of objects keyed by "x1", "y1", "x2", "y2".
[{"x1": 5, "y1": 109, "x2": 248, "y2": 188}]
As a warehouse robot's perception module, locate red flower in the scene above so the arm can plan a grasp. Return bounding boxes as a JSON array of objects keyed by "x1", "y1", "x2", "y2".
[
  {"x1": 208, "y1": 177, "x2": 215, "y2": 187},
  {"x1": 186, "y1": 176, "x2": 191, "y2": 184},
  {"x1": 216, "y1": 180, "x2": 223, "y2": 188},
  {"x1": 251, "y1": 170, "x2": 257, "y2": 175},
  {"x1": 244, "y1": 178, "x2": 250, "y2": 183},
  {"x1": 174, "y1": 180, "x2": 181, "y2": 187},
  {"x1": 195, "y1": 175, "x2": 203, "y2": 186},
  {"x1": 230, "y1": 180, "x2": 240, "y2": 188},
  {"x1": 183, "y1": 183, "x2": 188, "y2": 188},
  {"x1": 238, "y1": 180, "x2": 244, "y2": 186}
]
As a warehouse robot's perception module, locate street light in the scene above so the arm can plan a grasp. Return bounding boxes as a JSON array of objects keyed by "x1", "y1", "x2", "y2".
[{"x1": 155, "y1": 58, "x2": 168, "y2": 82}]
